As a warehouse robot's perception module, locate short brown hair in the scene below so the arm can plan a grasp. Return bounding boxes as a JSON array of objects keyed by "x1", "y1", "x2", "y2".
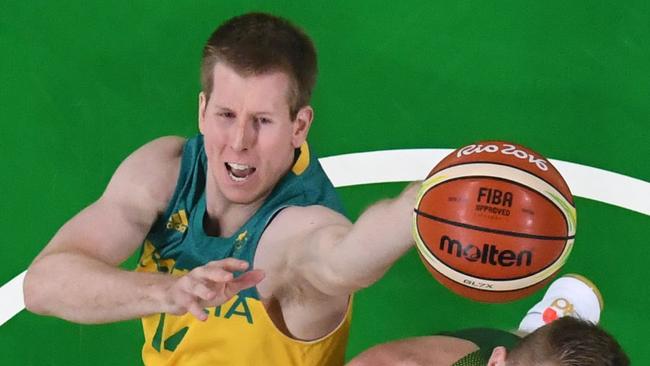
[
  {"x1": 508, "y1": 317, "x2": 629, "y2": 366},
  {"x1": 201, "y1": 12, "x2": 318, "y2": 120}
]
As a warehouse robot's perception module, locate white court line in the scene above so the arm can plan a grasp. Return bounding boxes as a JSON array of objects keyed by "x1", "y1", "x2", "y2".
[
  {"x1": 2, "y1": 149, "x2": 649, "y2": 326},
  {"x1": 0, "y1": 271, "x2": 26, "y2": 326}
]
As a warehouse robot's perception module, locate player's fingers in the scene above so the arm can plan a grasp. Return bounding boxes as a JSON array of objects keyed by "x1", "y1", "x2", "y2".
[
  {"x1": 191, "y1": 282, "x2": 216, "y2": 301},
  {"x1": 210, "y1": 258, "x2": 250, "y2": 272},
  {"x1": 197, "y1": 258, "x2": 252, "y2": 282},
  {"x1": 192, "y1": 264, "x2": 235, "y2": 282},
  {"x1": 224, "y1": 269, "x2": 265, "y2": 298},
  {"x1": 186, "y1": 298, "x2": 208, "y2": 321},
  {"x1": 169, "y1": 287, "x2": 207, "y2": 320},
  {"x1": 188, "y1": 301, "x2": 208, "y2": 321}
]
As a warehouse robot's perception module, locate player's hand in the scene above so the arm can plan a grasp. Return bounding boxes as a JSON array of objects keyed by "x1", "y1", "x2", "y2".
[{"x1": 165, "y1": 258, "x2": 265, "y2": 321}]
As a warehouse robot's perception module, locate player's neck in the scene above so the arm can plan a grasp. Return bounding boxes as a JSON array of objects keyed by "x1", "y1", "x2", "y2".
[{"x1": 203, "y1": 178, "x2": 266, "y2": 238}]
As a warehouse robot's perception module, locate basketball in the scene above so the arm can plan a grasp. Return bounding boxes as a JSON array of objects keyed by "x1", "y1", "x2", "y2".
[{"x1": 413, "y1": 141, "x2": 576, "y2": 302}]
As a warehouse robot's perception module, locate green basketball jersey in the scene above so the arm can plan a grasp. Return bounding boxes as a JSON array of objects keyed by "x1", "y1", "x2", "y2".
[
  {"x1": 442, "y1": 328, "x2": 520, "y2": 366},
  {"x1": 136, "y1": 135, "x2": 351, "y2": 365}
]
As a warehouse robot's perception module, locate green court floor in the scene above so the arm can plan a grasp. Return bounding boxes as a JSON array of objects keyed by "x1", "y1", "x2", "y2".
[{"x1": 1, "y1": 1, "x2": 648, "y2": 364}]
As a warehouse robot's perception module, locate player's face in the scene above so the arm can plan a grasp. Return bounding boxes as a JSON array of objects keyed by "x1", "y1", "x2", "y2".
[{"x1": 199, "y1": 63, "x2": 312, "y2": 205}]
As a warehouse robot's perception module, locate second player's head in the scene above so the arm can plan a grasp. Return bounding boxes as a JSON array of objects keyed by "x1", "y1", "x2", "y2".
[{"x1": 489, "y1": 317, "x2": 629, "y2": 366}]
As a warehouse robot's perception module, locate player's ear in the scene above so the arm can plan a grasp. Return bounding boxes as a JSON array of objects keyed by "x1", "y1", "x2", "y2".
[
  {"x1": 291, "y1": 105, "x2": 313, "y2": 148},
  {"x1": 198, "y1": 91, "x2": 207, "y2": 134},
  {"x1": 487, "y1": 346, "x2": 507, "y2": 366}
]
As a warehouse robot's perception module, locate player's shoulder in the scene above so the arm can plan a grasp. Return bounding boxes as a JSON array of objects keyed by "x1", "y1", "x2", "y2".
[
  {"x1": 103, "y1": 136, "x2": 187, "y2": 210},
  {"x1": 258, "y1": 204, "x2": 351, "y2": 267},
  {"x1": 134, "y1": 135, "x2": 186, "y2": 160},
  {"x1": 259, "y1": 204, "x2": 351, "y2": 261},
  {"x1": 122, "y1": 135, "x2": 185, "y2": 172},
  {"x1": 256, "y1": 204, "x2": 351, "y2": 296}
]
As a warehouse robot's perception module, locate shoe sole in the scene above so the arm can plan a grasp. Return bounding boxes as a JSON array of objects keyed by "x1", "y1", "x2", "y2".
[{"x1": 563, "y1": 273, "x2": 604, "y2": 312}]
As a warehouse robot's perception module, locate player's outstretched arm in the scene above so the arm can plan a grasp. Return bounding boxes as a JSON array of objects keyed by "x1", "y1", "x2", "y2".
[
  {"x1": 259, "y1": 182, "x2": 419, "y2": 298},
  {"x1": 23, "y1": 137, "x2": 264, "y2": 323}
]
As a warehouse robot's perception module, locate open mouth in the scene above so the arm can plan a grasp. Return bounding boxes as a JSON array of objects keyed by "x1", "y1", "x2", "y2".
[{"x1": 225, "y1": 162, "x2": 256, "y2": 182}]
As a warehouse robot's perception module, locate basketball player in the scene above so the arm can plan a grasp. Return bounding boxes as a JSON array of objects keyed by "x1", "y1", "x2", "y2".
[
  {"x1": 23, "y1": 13, "x2": 419, "y2": 365},
  {"x1": 348, "y1": 274, "x2": 630, "y2": 366}
]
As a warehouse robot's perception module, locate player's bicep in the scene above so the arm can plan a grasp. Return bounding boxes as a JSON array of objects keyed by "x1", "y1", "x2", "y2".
[
  {"x1": 262, "y1": 206, "x2": 354, "y2": 297},
  {"x1": 35, "y1": 136, "x2": 182, "y2": 266},
  {"x1": 300, "y1": 222, "x2": 356, "y2": 295},
  {"x1": 40, "y1": 197, "x2": 153, "y2": 266}
]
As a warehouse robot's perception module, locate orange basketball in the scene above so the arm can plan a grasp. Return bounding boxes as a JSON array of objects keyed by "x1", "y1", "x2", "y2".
[{"x1": 413, "y1": 141, "x2": 576, "y2": 302}]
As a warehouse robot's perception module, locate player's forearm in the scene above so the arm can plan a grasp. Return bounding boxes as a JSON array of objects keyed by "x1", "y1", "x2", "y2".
[
  {"x1": 23, "y1": 251, "x2": 172, "y2": 324},
  {"x1": 329, "y1": 183, "x2": 418, "y2": 291}
]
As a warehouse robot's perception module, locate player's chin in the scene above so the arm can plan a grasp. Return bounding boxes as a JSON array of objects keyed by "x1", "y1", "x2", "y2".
[
  {"x1": 225, "y1": 193, "x2": 261, "y2": 205},
  {"x1": 221, "y1": 184, "x2": 268, "y2": 205}
]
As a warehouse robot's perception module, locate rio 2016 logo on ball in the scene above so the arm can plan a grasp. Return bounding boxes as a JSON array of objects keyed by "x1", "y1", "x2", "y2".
[{"x1": 413, "y1": 141, "x2": 576, "y2": 302}]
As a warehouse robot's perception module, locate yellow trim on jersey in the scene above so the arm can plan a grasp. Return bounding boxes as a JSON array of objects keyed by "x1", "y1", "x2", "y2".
[{"x1": 292, "y1": 142, "x2": 310, "y2": 176}]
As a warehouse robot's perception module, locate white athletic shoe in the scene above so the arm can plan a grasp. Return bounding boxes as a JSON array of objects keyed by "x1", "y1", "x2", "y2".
[{"x1": 518, "y1": 274, "x2": 604, "y2": 334}]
